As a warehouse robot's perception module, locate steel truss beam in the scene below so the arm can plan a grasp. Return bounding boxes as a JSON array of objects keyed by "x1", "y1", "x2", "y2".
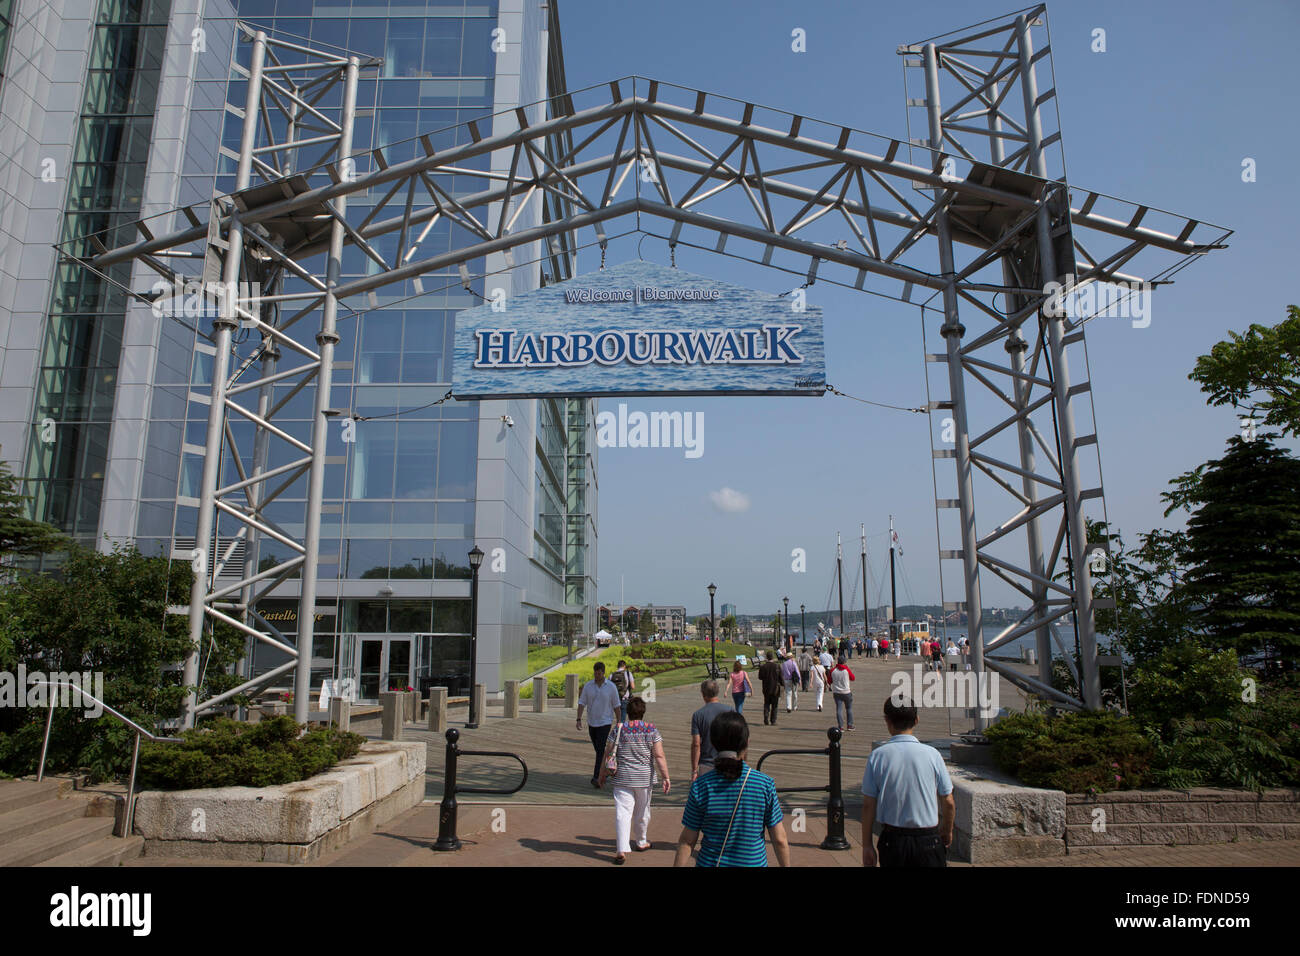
[{"x1": 67, "y1": 9, "x2": 1226, "y2": 723}]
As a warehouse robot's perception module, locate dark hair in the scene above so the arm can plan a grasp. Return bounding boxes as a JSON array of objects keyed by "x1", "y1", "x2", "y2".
[
  {"x1": 617, "y1": 660, "x2": 627, "y2": 668},
  {"x1": 837, "y1": 654, "x2": 847, "y2": 666},
  {"x1": 626, "y1": 696, "x2": 647, "y2": 720},
  {"x1": 710, "y1": 712, "x2": 750, "y2": 781},
  {"x1": 765, "y1": 651, "x2": 774, "y2": 661},
  {"x1": 593, "y1": 662, "x2": 605, "y2": 673},
  {"x1": 884, "y1": 695, "x2": 919, "y2": 730},
  {"x1": 732, "y1": 660, "x2": 743, "y2": 673}
]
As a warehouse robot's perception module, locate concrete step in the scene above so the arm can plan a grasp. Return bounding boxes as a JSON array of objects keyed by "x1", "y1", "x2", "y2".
[
  {"x1": 0, "y1": 779, "x2": 64, "y2": 815},
  {"x1": 0, "y1": 796, "x2": 94, "y2": 844},
  {"x1": 0, "y1": 816, "x2": 116, "y2": 867},
  {"x1": 36, "y1": 834, "x2": 144, "y2": 868}
]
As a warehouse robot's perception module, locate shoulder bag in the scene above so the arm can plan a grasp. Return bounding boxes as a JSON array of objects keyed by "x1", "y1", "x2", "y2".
[{"x1": 605, "y1": 722, "x2": 624, "y2": 774}]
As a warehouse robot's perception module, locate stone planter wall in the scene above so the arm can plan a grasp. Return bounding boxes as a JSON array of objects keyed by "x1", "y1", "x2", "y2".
[
  {"x1": 132, "y1": 740, "x2": 426, "y2": 863},
  {"x1": 949, "y1": 766, "x2": 1066, "y2": 863},
  {"x1": 1066, "y1": 788, "x2": 1300, "y2": 850}
]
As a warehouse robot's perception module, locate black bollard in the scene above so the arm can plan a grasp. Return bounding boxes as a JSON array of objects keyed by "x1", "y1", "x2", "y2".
[
  {"x1": 434, "y1": 728, "x2": 461, "y2": 851},
  {"x1": 821, "y1": 727, "x2": 850, "y2": 850}
]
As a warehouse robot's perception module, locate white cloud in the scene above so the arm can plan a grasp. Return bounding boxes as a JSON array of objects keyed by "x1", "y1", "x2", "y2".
[{"x1": 709, "y1": 487, "x2": 751, "y2": 513}]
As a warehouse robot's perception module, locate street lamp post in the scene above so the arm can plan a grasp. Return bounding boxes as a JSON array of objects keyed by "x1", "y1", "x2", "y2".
[
  {"x1": 707, "y1": 583, "x2": 718, "y2": 679},
  {"x1": 800, "y1": 603, "x2": 806, "y2": 648},
  {"x1": 466, "y1": 546, "x2": 484, "y2": 729},
  {"x1": 783, "y1": 596, "x2": 789, "y2": 654}
]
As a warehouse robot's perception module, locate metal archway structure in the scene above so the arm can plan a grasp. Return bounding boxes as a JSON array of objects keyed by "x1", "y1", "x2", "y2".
[{"x1": 72, "y1": 5, "x2": 1229, "y2": 726}]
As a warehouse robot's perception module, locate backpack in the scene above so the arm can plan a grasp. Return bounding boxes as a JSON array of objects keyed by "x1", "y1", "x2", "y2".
[{"x1": 611, "y1": 669, "x2": 629, "y2": 695}]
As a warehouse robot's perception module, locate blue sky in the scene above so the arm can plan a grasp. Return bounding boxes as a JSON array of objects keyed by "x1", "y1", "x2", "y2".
[{"x1": 554, "y1": 0, "x2": 1300, "y2": 617}]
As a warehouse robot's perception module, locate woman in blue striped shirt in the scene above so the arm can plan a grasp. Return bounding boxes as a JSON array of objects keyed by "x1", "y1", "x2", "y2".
[{"x1": 673, "y1": 713, "x2": 791, "y2": 867}]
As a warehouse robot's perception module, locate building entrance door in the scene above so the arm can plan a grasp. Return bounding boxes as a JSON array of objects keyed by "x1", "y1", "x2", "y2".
[{"x1": 355, "y1": 637, "x2": 414, "y2": 702}]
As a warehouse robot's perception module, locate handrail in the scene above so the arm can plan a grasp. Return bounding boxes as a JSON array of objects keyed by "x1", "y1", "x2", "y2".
[
  {"x1": 32, "y1": 681, "x2": 183, "y2": 746},
  {"x1": 433, "y1": 728, "x2": 529, "y2": 850},
  {"x1": 755, "y1": 727, "x2": 851, "y2": 850},
  {"x1": 32, "y1": 680, "x2": 183, "y2": 839},
  {"x1": 454, "y1": 748, "x2": 529, "y2": 796}
]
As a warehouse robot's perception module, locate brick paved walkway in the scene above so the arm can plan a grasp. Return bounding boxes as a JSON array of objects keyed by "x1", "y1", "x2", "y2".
[
  {"x1": 407, "y1": 653, "x2": 1025, "y2": 807},
  {"x1": 123, "y1": 655, "x2": 1300, "y2": 867}
]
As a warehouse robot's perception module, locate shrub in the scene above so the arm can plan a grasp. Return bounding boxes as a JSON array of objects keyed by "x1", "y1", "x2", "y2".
[
  {"x1": 985, "y1": 710, "x2": 1153, "y2": 792},
  {"x1": 1148, "y1": 676, "x2": 1300, "y2": 790},
  {"x1": 137, "y1": 716, "x2": 364, "y2": 791},
  {"x1": 1127, "y1": 643, "x2": 1243, "y2": 733}
]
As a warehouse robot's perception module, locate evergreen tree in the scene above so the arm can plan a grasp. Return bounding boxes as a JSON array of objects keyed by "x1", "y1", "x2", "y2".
[
  {"x1": 0, "y1": 461, "x2": 66, "y2": 559},
  {"x1": 1179, "y1": 435, "x2": 1300, "y2": 667}
]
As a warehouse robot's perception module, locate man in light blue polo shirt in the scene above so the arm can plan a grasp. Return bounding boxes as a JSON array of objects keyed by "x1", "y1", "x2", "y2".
[{"x1": 860, "y1": 696, "x2": 954, "y2": 867}]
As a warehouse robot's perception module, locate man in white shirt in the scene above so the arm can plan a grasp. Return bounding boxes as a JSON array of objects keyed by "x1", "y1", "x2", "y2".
[
  {"x1": 577, "y1": 662, "x2": 622, "y2": 788},
  {"x1": 819, "y1": 646, "x2": 835, "y2": 670}
]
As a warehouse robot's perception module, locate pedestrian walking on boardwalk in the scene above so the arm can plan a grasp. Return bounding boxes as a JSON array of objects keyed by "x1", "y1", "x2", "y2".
[
  {"x1": 690, "y1": 679, "x2": 732, "y2": 781},
  {"x1": 598, "y1": 696, "x2": 670, "y2": 864},
  {"x1": 576, "y1": 662, "x2": 621, "y2": 788},
  {"x1": 758, "y1": 651, "x2": 782, "y2": 726},
  {"x1": 674, "y1": 712, "x2": 791, "y2": 867},
  {"x1": 798, "y1": 646, "x2": 813, "y2": 692},
  {"x1": 611, "y1": 659, "x2": 634, "y2": 722},
  {"x1": 809, "y1": 655, "x2": 828, "y2": 712},
  {"x1": 946, "y1": 641, "x2": 960, "y2": 672},
  {"x1": 728, "y1": 660, "x2": 753, "y2": 714},
  {"x1": 781, "y1": 652, "x2": 801, "y2": 713},
  {"x1": 829, "y1": 654, "x2": 856, "y2": 731},
  {"x1": 861, "y1": 696, "x2": 954, "y2": 868}
]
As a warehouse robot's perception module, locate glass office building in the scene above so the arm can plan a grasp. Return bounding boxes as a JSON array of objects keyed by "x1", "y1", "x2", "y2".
[{"x1": 0, "y1": 0, "x2": 597, "y2": 702}]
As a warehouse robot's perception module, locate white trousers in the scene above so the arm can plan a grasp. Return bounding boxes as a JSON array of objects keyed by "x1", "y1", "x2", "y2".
[
  {"x1": 812, "y1": 681, "x2": 825, "y2": 709},
  {"x1": 613, "y1": 785, "x2": 652, "y2": 854},
  {"x1": 784, "y1": 679, "x2": 799, "y2": 710}
]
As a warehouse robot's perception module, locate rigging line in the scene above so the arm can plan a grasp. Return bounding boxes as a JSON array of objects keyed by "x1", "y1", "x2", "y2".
[
  {"x1": 823, "y1": 559, "x2": 836, "y2": 619},
  {"x1": 349, "y1": 388, "x2": 455, "y2": 421},
  {"x1": 823, "y1": 383, "x2": 928, "y2": 414}
]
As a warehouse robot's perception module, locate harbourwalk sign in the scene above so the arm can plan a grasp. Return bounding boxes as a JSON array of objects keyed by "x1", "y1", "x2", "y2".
[{"x1": 452, "y1": 260, "x2": 826, "y2": 398}]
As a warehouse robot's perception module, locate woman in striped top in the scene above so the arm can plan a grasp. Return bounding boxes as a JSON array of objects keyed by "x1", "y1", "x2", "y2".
[
  {"x1": 673, "y1": 712, "x2": 791, "y2": 867},
  {"x1": 597, "y1": 696, "x2": 670, "y2": 864}
]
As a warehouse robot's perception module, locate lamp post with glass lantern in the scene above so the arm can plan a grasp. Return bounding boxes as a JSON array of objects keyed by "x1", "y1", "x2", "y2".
[
  {"x1": 707, "y1": 583, "x2": 718, "y2": 679},
  {"x1": 466, "y1": 546, "x2": 483, "y2": 729},
  {"x1": 783, "y1": 596, "x2": 789, "y2": 653}
]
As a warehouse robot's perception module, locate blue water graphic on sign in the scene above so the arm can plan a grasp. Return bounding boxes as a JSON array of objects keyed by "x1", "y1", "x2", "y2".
[{"x1": 452, "y1": 261, "x2": 826, "y2": 398}]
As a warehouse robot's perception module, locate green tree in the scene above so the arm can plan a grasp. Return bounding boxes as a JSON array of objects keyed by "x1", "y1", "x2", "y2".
[
  {"x1": 696, "y1": 616, "x2": 711, "y2": 639},
  {"x1": 0, "y1": 545, "x2": 245, "y2": 780},
  {"x1": 1173, "y1": 436, "x2": 1300, "y2": 667},
  {"x1": 637, "y1": 612, "x2": 656, "y2": 641},
  {"x1": 1189, "y1": 304, "x2": 1300, "y2": 439},
  {"x1": 0, "y1": 461, "x2": 66, "y2": 560},
  {"x1": 721, "y1": 614, "x2": 738, "y2": 641}
]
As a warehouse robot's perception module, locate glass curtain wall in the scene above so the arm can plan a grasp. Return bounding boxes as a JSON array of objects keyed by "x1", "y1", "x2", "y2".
[{"x1": 25, "y1": 0, "x2": 172, "y2": 543}]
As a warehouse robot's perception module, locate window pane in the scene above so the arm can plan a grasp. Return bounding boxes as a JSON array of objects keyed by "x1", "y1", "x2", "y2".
[
  {"x1": 351, "y1": 421, "x2": 396, "y2": 498},
  {"x1": 393, "y1": 419, "x2": 437, "y2": 498},
  {"x1": 436, "y1": 421, "x2": 475, "y2": 498}
]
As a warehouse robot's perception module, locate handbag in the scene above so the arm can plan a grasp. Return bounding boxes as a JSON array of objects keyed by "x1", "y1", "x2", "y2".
[
  {"x1": 604, "y1": 722, "x2": 623, "y2": 774},
  {"x1": 715, "y1": 767, "x2": 751, "y2": 866}
]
